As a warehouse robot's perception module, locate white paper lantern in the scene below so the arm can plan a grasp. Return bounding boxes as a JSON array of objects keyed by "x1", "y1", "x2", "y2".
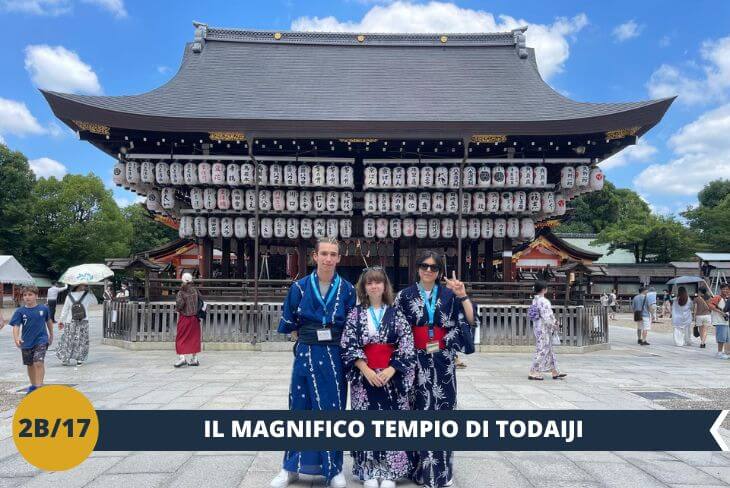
[
  {"x1": 284, "y1": 164, "x2": 297, "y2": 186},
  {"x1": 468, "y1": 218, "x2": 481, "y2": 239},
  {"x1": 363, "y1": 218, "x2": 376, "y2": 238},
  {"x1": 449, "y1": 166, "x2": 461, "y2": 189},
  {"x1": 194, "y1": 216, "x2": 207, "y2": 237},
  {"x1": 260, "y1": 217, "x2": 273, "y2": 239},
  {"x1": 405, "y1": 193, "x2": 418, "y2": 213},
  {"x1": 391, "y1": 193, "x2": 404, "y2": 213},
  {"x1": 300, "y1": 218, "x2": 313, "y2": 238},
  {"x1": 259, "y1": 190, "x2": 272, "y2": 211},
  {"x1": 487, "y1": 192, "x2": 500, "y2": 213},
  {"x1": 146, "y1": 190, "x2": 161, "y2": 212},
  {"x1": 389, "y1": 218, "x2": 402, "y2": 238},
  {"x1": 298, "y1": 165, "x2": 311, "y2": 187},
  {"x1": 253, "y1": 163, "x2": 266, "y2": 186},
  {"x1": 507, "y1": 218, "x2": 520, "y2": 238},
  {"x1": 377, "y1": 167, "x2": 392, "y2": 188},
  {"x1": 415, "y1": 218, "x2": 428, "y2": 238},
  {"x1": 500, "y1": 192, "x2": 514, "y2": 212},
  {"x1": 179, "y1": 216, "x2": 193, "y2": 238},
  {"x1": 403, "y1": 218, "x2": 415, "y2": 237},
  {"x1": 113, "y1": 162, "x2": 126, "y2": 185},
  {"x1": 514, "y1": 191, "x2": 527, "y2": 212},
  {"x1": 542, "y1": 192, "x2": 556, "y2": 213},
  {"x1": 520, "y1": 218, "x2": 536, "y2": 240},
  {"x1": 494, "y1": 218, "x2": 507, "y2": 238},
  {"x1": 125, "y1": 160, "x2": 140, "y2": 184},
  {"x1": 519, "y1": 166, "x2": 534, "y2": 187},
  {"x1": 240, "y1": 163, "x2": 254, "y2": 185},
  {"x1": 576, "y1": 165, "x2": 591, "y2": 187},
  {"x1": 435, "y1": 167, "x2": 448, "y2": 187},
  {"x1": 528, "y1": 192, "x2": 542, "y2": 212},
  {"x1": 274, "y1": 217, "x2": 287, "y2": 238},
  {"x1": 463, "y1": 166, "x2": 477, "y2": 188},
  {"x1": 314, "y1": 191, "x2": 327, "y2": 212},
  {"x1": 269, "y1": 164, "x2": 283, "y2": 186},
  {"x1": 555, "y1": 193, "x2": 567, "y2": 216},
  {"x1": 432, "y1": 192, "x2": 445, "y2": 213},
  {"x1": 161, "y1": 187, "x2": 176, "y2": 209},
  {"x1": 231, "y1": 189, "x2": 244, "y2": 211},
  {"x1": 362, "y1": 193, "x2": 375, "y2": 215},
  {"x1": 326, "y1": 166, "x2": 339, "y2": 187},
  {"x1": 140, "y1": 161, "x2": 155, "y2": 183},
  {"x1": 428, "y1": 218, "x2": 441, "y2": 239},
  {"x1": 235, "y1": 217, "x2": 247, "y2": 238},
  {"x1": 378, "y1": 193, "x2": 391, "y2": 213},
  {"x1": 168, "y1": 162, "x2": 183, "y2": 185},
  {"x1": 182, "y1": 162, "x2": 197, "y2": 185},
  {"x1": 478, "y1": 166, "x2": 491, "y2": 188},
  {"x1": 392, "y1": 167, "x2": 406, "y2": 188},
  {"x1": 326, "y1": 191, "x2": 339, "y2": 212},
  {"x1": 338, "y1": 191, "x2": 352, "y2": 212},
  {"x1": 506, "y1": 166, "x2": 520, "y2": 187},
  {"x1": 203, "y1": 188, "x2": 216, "y2": 210},
  {"x1": 481, "y1": 218, "x2": 494, "y2": 239},
  {"x1": 300, "y1": 191, "x2": 313, "y2": 212},
  {"x1": 197, "y1": 162, "x2": 211, "y2": 185},
  {"x1": 418, "y1": 193, "x2": 431, "y2": 213},
  {"x1": 534, "y1": 165, "x2": 548, "y2": 186},
  {"x1": 313, "y1": 218, "x2": 326, "y2": 238},
  {"x1": 560, "y1": 166, "x2": 575, "y2": 189},
  {"x1": 226, "y1": 163, "x2": 240, "y2": 186},
  {"x1": 248, "y1": 218, "x2": 258, "y2": 238},
  {"x1": 446, "y1": 192, "x2": 459, "y2": 213},
  {"x1": 473, "y1": 192, "x2": 486, "y2": 213},
  {"x1": 326, "y1": 218, "x2": 339, "y2": 238},
  {"x1": 217, "y1": 188, "x2": 231, "y2": 210},
  {"x1": 421, "y1": 167, "x2": 434, "y2": 187},
  {"x1": 273, "y1": 190, "x2": 286, "y2": 211},
  {"x1": 221, "y1": 217, "x2": 234, "y2": 238},
  {"x1": 590, "y1": 168, "x2": 604, "y2": 190},
  {"x1": 245, "y1": 190, "x2": 257, "y2": 211},
  {"x1": 287, "y1": 190, "x2": 299, "y2": 211},
  {"x1": 340, "y1": 219, "x2": 352, "y2": 238},
  {"x1": 190, "y1": 188, "x2": 204, "y2": 210},
  {"x1": 364, "y1": 166, "x2": 378, "y2": 189},
  {"x1": 376, "y1": 218, "x2": 389, "y2": 239},
  {"x1": 406, "y1": 166, "x2": 420, "y2": 187},
  {"x1": 492, "y1": 166, "x2": 506, "y2": 187},
  {"x1": 442, "y1": 218, "x2": 454, "y2": 238},
  {"x1": 312, "y1": 165, "x2": 325, "y2": 186},
  {"x1": 340, "y1": 165, "x2": 354, "y2": 187},
  {"x1": 456, "y1": 218, "x2": 468, "y2": 238},
  {"x1": 208, "y1": 217, "x2": 220, "y2": 237},
  {"x1": 212, "y1": 163, "x2": 226, "y2": 185},
  {"x1": 286, "y1": 218, "x2": 299, "y2": 239},
  {"x1": 461, "y1": 193, "x2": 472, "y2": 214}
]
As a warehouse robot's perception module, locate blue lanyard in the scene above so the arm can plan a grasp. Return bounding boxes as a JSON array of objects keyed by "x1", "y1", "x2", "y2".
[
  {"x1": 310, "y1": 272, "x2": 340, "y2": 325},
  {"x1": 418, "y1": 283, "x2": 439, "y2": 336},
  {"x1": 368, "y1": 305, "x2": 385, "y2": 331}
]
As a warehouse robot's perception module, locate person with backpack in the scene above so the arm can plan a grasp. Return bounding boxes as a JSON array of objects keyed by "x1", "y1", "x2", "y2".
[
  {"x1": 174, "y1": 272, "x2": 203, "y2": 368},
  {"x1": 632, "y1": 286, "x2": 651, "y2": 346},
  {"x1": 56, "y1": 284, "x2": 98, "y2": 366}
]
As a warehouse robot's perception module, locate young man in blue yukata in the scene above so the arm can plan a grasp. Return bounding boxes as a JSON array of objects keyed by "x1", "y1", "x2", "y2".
[
  {"x1": 9, "y1": 285, "x2": 54, "y2": 394},
  {"x1": 271, "y1": 237, "x2": 356, "y2": 488}
]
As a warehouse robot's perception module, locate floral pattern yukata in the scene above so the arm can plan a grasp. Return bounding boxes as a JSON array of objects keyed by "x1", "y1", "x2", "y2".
[
  {"x1": 528, "y1": 295, "x2": 558, "y2": 372},
  {"x1": 341, "y1": 304, "x2": 416, "y2": 481},
  {"x1": 394, "y1": 284, "x2": 476, "y2": 488}
]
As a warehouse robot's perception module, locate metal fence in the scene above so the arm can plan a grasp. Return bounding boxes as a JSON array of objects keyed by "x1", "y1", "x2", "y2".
[{"x1": 103, "y1": 300, "x2": 608, "y2": 347}]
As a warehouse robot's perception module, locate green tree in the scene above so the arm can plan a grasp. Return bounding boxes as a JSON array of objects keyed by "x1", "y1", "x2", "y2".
[
  {"x1": 682, "y1": 179, "x2": 730, "y2": 251},
  {"x1": 31, "y1": 174, "x2": 132, "y2": 273},
  {"x1": 697, "y1": 179, "x2": 730, "y2": 208},
  {"x1": 0, "y1": 144, "x2": 36, "y2": 263},
  {"x1": 557, "y1": 182, "x2": 622, "y2": 233},
  {"x1": 122, "y1": 204, "x2": 178, "y2": 255}
]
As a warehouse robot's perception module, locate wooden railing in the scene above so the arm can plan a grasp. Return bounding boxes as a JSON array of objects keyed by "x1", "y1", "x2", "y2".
[{"x1": 104, "y1": 300, "x2": 608, "y2": 347}]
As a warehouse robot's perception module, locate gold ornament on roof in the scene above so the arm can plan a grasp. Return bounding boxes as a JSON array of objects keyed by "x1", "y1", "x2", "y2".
[
  {"x1": 440, "y1": 36, "x2": 448, "y2": 43},
  {"x1": 209, "y1": 131, "x2": 246, "y2": 142},
  {"x1": 338, "y1": 138, "x2": 379, "y2": 143},
  {"x1": 470, "y1": 134, "x2": 507, "y2": 144},
  {"x1": 357, "y1": 35, "x2": 365, "y2": 43},
  {"x1": 605, "y1": 126, "x2": 640, "y2": 141},
  {"x1": 73, "y1": 120, "x2": 110, "y2": 136},
  {"x1": 274, "y1": 32, "x2": 282, "y2": 40}
]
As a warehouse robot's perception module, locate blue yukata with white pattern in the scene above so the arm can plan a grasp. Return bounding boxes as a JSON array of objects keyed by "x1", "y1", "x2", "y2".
[{"x1": 277, "y1": 271, "x2": 356, "y2": 481}]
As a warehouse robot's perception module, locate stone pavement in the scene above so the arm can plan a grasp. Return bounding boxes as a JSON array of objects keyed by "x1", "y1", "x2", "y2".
[{"x1": 0, "y1": 308, "x2": 729, "y2": 487}]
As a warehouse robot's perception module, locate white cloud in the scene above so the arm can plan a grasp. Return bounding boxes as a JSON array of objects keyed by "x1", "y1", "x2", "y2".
[
  {"x1": 291, "y1": 1, "x2": 588, "y2": 80},
  {"x1": 28, "y1": 157, "x2": 67, "y2": 179},
  {"x1": 24, "y1": 44, "x2": 102, "y2": 94},
  {"x1": 612, "y1": 20, "x2": 642, "y2": 42},
  {"x1": 0, "y1": 135, "x2": 5, "y2": 145},
  {"x1": 0, "y1": 97, "x2": 45, "y2": 139},
  {"x1": 634, "y1": 103, "x2": 730, "y2": 197},
  {"x1": 0, "y1": 0, "x2": 71, "y2": 15},
  {"x1": 601, "y1": 138, "x2": 658, "y2": 171},
  {"x1": 80, "y1": 0, "x2": 125, "y2": 17},
  {"x1": 113, "y1": 192, "x2": 144, "y2": 208},
  {"x1": 157, "y1": 65, "x2": 170, "y2": 74},
  {"x1": 647, "y1": 35, "x2": 730, "y2": 105}
]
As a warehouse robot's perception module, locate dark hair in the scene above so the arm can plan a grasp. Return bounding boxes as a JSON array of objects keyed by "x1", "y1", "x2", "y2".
[
  {"x1": 356, "y1": 268, "x2": 394, "y2": 307},
  {"x1": 639, "y1": 286, "x2": 648, "y2": 293},
  {"x1": 721, "y1": 283, "x2": 730, "y2": 290},
  {"x1": 534, "y1": 280, "x2": 548, "y2": 294},
  {"x1": 677, "y1": 286, "x2": 688, "y2": 306},
  {"x1": 699, "y1": 286, "x2": 710, "y2": 299},
  {"x1": 416, "y1": 250, "x2": 444, "y2": 280}
]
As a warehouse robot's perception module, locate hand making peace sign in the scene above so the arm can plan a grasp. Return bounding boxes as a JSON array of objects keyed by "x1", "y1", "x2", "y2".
[{"x1": 443, "y1": 271, "x2": 467, "y2": 298}]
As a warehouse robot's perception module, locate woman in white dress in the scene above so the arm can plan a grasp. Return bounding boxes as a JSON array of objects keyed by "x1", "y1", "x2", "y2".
[{"x1": 671, "y1": 286, "x2": 693, "y2": 347}]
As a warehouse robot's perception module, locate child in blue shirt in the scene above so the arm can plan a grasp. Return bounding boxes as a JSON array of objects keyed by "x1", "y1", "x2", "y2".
[{"x1": 9, "y1": 285, "x2": 54, "y2": 394}]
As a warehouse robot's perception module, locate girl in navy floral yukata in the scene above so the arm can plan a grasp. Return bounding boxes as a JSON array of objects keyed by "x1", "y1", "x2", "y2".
[{"x1": 341, "y1": 267, "x2": 416, "y2": 488}]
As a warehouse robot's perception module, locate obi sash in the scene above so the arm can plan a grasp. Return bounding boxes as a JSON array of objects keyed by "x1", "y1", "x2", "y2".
[
  {"x1": 412, "y1": 325, "x2": 446, "y2": 350},
  {"x1": 364, "y1": 343, "x2": 394, "y2": 369}
]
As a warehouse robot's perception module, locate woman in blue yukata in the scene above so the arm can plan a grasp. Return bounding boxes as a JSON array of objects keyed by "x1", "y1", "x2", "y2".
[
  {"x1": 394, "y1": 250, "x2": 477, "y2": 488},
  {"x1": 270, "y1": 237, "x2": 357, "y2": 488},
  {"x1": 341, "y1": 266, "x2": 416, "y2": 488}
]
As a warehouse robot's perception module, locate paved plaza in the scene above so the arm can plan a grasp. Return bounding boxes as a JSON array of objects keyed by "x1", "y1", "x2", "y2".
[{"x1": 0, "y1": 307, "x2": 729, "y2": 487}]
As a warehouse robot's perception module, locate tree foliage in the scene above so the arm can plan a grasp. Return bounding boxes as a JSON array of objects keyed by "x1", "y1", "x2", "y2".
[
  {"x1": 0, "y1": 145, "x2": 36, "y2": 262},
  {"x1": 682, "y1": 179, "x2": 730, "y2": 251},
  {"x1": 123, "y1": 204, "x2": 178, "y2": 255}
]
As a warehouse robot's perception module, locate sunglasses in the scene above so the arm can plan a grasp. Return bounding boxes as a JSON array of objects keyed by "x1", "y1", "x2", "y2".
[{"x1": 418, "y1": 263, "x2": 440, "y2": 272}]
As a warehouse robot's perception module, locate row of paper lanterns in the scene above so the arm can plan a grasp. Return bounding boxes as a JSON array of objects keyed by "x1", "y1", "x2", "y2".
[
  {"x1": 363, "y1": 217, "x2": 535, "y2": 240},
  {"x1": 362, "y1": 191, "x2": 566, "y2": 215},
  {"x1": 179, "y1": 216, "x2": 352, "y2": 239}
]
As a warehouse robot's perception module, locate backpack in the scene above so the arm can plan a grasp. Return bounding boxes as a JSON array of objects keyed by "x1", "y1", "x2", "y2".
[{"x1": 69, "y1": 291, "x2": 88, "y2": 321}]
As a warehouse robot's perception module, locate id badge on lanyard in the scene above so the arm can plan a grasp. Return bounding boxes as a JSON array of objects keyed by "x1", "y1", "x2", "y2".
[
  {"x1": 312, "y1": 272, "x2": 340, "y2": 342},
  {"x1": 317, "y1": 328, "x2": 333, "y2": 341},
  {"x1": 420, "y1": 284, "x2": 440, "y2": 353}
]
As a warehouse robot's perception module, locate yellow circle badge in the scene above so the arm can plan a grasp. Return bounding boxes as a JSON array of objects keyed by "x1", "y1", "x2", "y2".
[{"x1": 13, "y1": 385, "x2": 99, "y2": 471}]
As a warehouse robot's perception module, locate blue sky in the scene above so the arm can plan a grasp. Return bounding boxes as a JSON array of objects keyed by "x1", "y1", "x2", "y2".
[{"x1": 2, "y1": 0, "x2": 729, "y2": 214}]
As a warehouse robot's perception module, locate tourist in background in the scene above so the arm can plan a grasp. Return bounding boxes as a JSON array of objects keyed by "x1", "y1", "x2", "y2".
[
  {"x1": 46, "y1": 281, "x2": 67, "y2": 322},
  {"x1": 648, "y1": 287, "x2": 658, "y2": 322},
  {"x1": 632, "y1": 286, "x2": 651, "y2": 346},
  {"x1": 609, "y1": 290, "x2": 618, "y2": 320},
  {"x1": 528, "y1": 280, "x2": 566, "y2": 381},
  {"x1": 693, "y1": 286, "x2": 712, "y2": 349},
  {"x1": 56, "y1": 284, "x2": 97, "y2": 366},
  {"x1": 671, "y1": 287, "x2": 693, "y2": 346},
  {"x1": 661, "y1": 288, "x2": 673, "y2": 319},
  {"x1": 708, "y1": 283, "x2": 730, "y2": 359},
  {"x1": 174, "y1": 272, "x2": 202, "y2": 368},
  {"x1": 103, "y1": 283, "x2": 114, "y2": 301}
]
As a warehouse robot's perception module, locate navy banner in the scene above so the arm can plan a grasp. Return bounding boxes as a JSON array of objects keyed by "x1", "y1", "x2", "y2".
[{"x1": 94, "y1": 410, "x2": 728, "y2": 451}]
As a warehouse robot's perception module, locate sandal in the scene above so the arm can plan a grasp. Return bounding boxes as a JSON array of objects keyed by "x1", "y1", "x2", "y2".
[
  {"x1": 552, "y1": 373, "x2": 567, "y2": 379},
  {"x1": 528, "y1": 375, "x2": 544, "y2": 381}
]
